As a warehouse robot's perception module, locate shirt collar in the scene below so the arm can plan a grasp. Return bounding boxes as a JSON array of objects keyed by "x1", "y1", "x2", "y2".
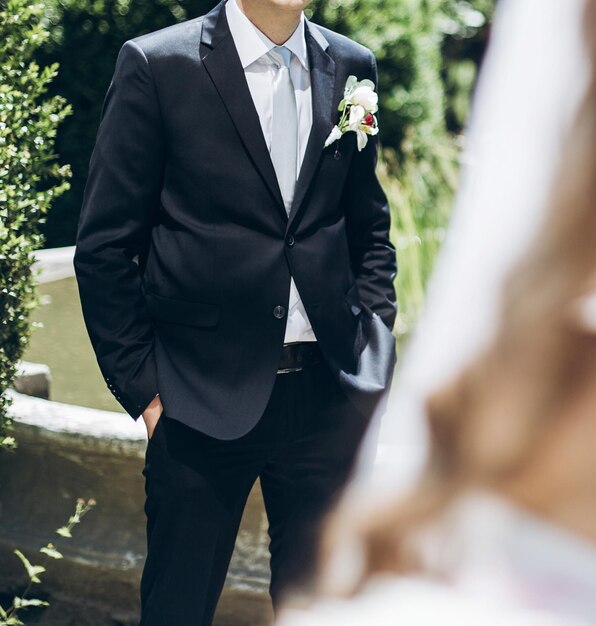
[{"x1": 226, "y1": 0, "x2": 310, "y2": 70}]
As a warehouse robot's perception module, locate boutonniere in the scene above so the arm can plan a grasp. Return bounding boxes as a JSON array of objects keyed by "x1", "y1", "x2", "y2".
[{"x1": 324, "y1": 75, "x2": 380, "y2": 152}]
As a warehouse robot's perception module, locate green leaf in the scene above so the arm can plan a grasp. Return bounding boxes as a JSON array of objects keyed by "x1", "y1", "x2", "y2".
[
  {"x1": 55, "y1": 526, "x2": 71, "y2": 538},
  {"x1": 13, "y1": 549, "x2": 46, "y2": 583},
  {"x1": 39, "y1": 545, "x2": 63, "y2": 560},
  {"x1": 13, "y1": 597, "x2": 49, "y2": 608}
]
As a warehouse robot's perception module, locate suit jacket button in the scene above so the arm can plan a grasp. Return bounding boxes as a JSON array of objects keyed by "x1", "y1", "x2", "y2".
[
  {"x1": 273, "y1": 305, "x2": 286, "y2": 319},
  {"x1": 286, "y1": 234, "x2": 295, "y2": 247}
]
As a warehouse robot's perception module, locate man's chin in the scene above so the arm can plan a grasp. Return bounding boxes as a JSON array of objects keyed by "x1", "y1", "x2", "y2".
[{"x1": 263, "y1": 0, "x2": 312, "y2": 12}]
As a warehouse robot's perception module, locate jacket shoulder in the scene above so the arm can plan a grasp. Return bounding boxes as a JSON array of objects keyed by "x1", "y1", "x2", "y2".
[{"x1": 129, "y1": 17, "x2": 205, "y2": 60}]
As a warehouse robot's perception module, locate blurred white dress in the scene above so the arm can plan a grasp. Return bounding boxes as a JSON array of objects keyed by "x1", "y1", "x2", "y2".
[
  {"x1": 278, "y1": 494, "x2": 596, "y2": 626},
  {"x1": 361, "y1": 0, "x2": 591, "y2": 493}
]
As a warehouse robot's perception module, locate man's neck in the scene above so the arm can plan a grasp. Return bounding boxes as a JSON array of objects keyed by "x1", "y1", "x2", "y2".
[{"x1": 236, "y1": 0, "x2": 303, "y2": 45}]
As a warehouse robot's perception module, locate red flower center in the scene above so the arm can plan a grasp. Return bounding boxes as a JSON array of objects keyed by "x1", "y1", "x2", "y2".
[{"x1": 364, "y1": 114, "x2": 375, "y2": 127}]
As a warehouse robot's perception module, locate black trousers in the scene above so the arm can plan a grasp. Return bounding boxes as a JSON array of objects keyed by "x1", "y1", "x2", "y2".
[{"x1": 139, "y1": 359, "x2": 369, "y2": 625}]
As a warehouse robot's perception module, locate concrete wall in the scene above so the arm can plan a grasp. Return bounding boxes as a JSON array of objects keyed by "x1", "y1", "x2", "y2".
[{"x1": 1, "y1": 391, "x2": 271, "y2": 625}]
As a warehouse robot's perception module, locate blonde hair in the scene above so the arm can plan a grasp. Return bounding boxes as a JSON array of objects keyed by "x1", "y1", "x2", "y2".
[{"x1": 320, "y1": 0, "x2": 596, "y2": 592}]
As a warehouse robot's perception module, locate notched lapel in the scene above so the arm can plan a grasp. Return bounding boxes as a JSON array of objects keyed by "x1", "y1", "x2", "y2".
[
  {"x1": 200, "y1": 2, "x2": 287, "y2": 219},
  {"x1": 287, "y1": 25, "x2": 337, "y2": 227}
]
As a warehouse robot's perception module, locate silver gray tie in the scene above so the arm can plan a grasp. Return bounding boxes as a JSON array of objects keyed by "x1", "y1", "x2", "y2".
[{"x1": 268, "y1": 46, "x2": 298, "y2": 215}]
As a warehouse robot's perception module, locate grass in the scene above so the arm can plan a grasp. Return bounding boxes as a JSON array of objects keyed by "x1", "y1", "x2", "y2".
[{"x1": 380, "y1": 136, "x2": 460, "y2": 337}]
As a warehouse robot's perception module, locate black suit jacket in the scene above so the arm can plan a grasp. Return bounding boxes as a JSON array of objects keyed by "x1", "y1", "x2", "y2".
[{"x1": 74, "y1": 0, "x2": 397, "y2": 439}]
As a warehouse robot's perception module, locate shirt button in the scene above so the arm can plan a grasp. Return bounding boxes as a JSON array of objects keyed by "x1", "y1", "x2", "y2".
[
  {"x1": 286, "y1": 234, "x2": 295, "y2": 247},
  {"x1": 273, "y1": 305, "x2": 286, "y2": 319}
]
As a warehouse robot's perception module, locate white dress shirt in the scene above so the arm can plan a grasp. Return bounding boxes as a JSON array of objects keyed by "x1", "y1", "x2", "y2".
[{"x1": 225, "y1": 0, "x2": 316, "y2": 343}]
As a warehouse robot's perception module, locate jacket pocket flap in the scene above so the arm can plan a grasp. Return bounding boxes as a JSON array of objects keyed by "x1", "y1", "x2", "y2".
[{"x1": 146, "y1": 292, "x2": 220, "y2": 328}]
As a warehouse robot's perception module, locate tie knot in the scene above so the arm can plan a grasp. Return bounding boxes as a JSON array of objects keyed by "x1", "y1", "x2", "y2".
[{"x1": 269, "y1": 46, "x2": 292, "y2": 69}]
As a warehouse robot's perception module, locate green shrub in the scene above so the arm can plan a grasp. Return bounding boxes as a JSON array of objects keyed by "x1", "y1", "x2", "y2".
[
  {"x1": 380, "y1": 138, "x2": 459, "y2": 336},
  {"x1": 310, "y1": 0, "x2": 451, "y2": 163},
  {"x1": 0, "y1": 0, "x2": 71, "y2": 437},
  {"x1": 37, "y1": 0, "x2": 215, "y2": 248},
  {"x1": 309, "y1": 0, "x2": 492, "y2": 333}
]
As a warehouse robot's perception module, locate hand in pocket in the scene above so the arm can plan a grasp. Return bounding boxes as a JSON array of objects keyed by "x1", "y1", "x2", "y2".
[{"x1": 142, "y1": 395, "x2": 164, "y2": 440}]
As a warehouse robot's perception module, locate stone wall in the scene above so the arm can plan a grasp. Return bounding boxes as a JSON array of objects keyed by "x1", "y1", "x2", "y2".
[{"x1": 0, "y1": 395, "x2": 272, "y2": 625}]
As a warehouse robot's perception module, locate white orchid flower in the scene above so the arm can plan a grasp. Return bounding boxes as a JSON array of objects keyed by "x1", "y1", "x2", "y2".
[
  {"x1": 348, "y1": 105, "x2": 366, "y2": 130},
  {"x1": 356, "y1": 129, "x2": 369, "y2": 151},
  {"x1": 350, "y1": 85, "x2": 379, "y2": 113},
  {"x1": 343, "y1": 75, "x2": 358, "y2": 98},
  {"x1": 324, "y1": 76, "x2": 381, "y2": 152}
]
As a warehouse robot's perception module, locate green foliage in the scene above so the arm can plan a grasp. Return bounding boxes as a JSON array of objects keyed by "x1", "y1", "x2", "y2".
[
  {"x1": 310, "y1": 0, "x2": 450, "y2": 162},
  {"x1": 442, "y1": 0, "x2": 494, "y2": 129},
  {"x1": 379, "y1": 136, "x2": 458, "y2": 337},
  {"x1": 380, "y1": 140, "x2": 459, "y2": 335},
  {"x1": 38, "y1": 0, "x2": 217, "y2": 247},
  {"x1": 308, "y1": 0, "x2": 492, "y2": 332},
  {"x1": 0, "y1": 0, "x2": 71, "y2": 435},
  {"x1": 0, "y1": 498, "x2": 96, "y2": 625}
]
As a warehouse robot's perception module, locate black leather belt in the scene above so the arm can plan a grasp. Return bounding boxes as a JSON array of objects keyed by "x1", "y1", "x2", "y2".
[{"x1": 277, "y1": 342, "x2": 322, "y2": 374}]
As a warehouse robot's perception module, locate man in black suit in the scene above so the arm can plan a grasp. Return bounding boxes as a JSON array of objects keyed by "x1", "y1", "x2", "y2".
[{"x1": 74, "y1": 0, "x2": 397, "y2": 623}]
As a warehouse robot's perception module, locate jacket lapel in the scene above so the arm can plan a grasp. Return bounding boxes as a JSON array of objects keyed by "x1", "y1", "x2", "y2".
[
  {"x1": 200, "y1": 1, "x2": 287, "y2": 219},
  {"x1": 287, "y1": 25, "x2": 337, "y2": 228}
]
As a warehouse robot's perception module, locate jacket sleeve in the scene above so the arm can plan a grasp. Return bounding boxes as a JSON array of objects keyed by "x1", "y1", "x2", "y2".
[
  {"x1": 73, "y1": 40, "x2": 163, "y2": 419},
  {"x1": 342, "y1": 51, "x2": 398, "y2": 331}
]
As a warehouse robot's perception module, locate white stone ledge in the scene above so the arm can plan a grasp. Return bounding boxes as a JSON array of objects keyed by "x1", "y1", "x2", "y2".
[
  {"x1": 32, "y1": 245, "x2": 76, "y2": 284},
  {"x1": 5, "y1": 388, "x2": 147, "y2": 446}
]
